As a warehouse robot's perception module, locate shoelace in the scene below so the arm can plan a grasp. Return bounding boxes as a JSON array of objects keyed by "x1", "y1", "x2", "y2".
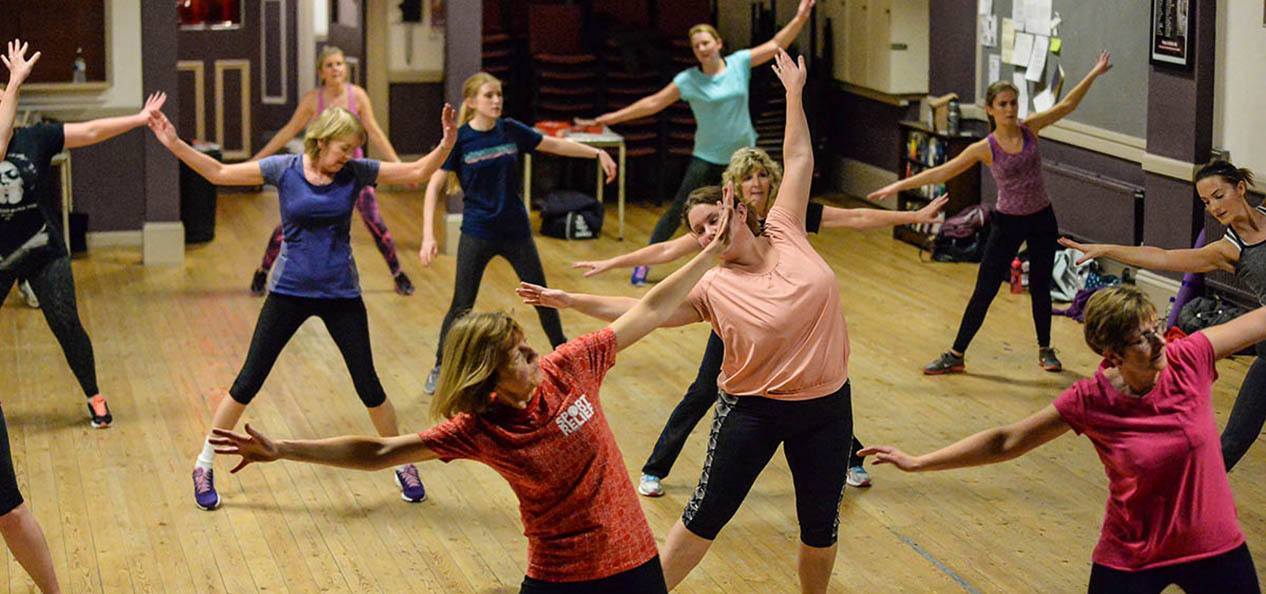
[
  {"x1": 398, "y1": 466, "x2": 422, "y2": 488},
  {"x1": 194, "y1": 470, "x2": 214, "y2": 493}
]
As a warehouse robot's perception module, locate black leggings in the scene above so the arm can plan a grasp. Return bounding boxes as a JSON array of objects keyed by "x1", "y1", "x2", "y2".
[
  {"x1": 519, "y1": 556, "x2": 667, "y2": 594},
  {"x1": 952, "y1": 206, "x2": 1059, "y2": 354},
  {"x1": 642, "y1": 331, "x2": 864, "y2": 479},
  {"x1": 0, "y1": 251, "x2": 99, "y2": 397},
  {"x1": 1221, "y1": 341, "x2": 1266, "y2": 470},
  {"x1": 434, "y1": 233, "x2": 566, "y2": 365},
  {"x1": 1087, "y1": 542, "x2": 1259, "y2": 594},
  {"x1": 682, "y1": 383, "x2": 853, "y2": 548},
  {"x1": 0, "y1": 406, "x2": 22, "y2": 516},
  {"x1": 230, "y1": 293, "x2": 387, "y2": 407},
  {"x1": 648, "y1": 157, "x2": 727, "y2": 245}
]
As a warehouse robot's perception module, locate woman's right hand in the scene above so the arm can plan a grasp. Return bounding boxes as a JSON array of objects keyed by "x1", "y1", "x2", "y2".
[
  {"x1": 146, "y1": 109, "x2": 179, "y2": 148},
  {"x1": 572, "y1": 259, "x2": 616, "y2": 277},
  {"x1": 210, "y1": 423, "x2": 281, "y2": 474},
  {"x1": 867, "y1": 182, "x2": 901, "y2": 203},
  {"x1": 856, "y1": 445, "x2": 922, "y2": 472},
  {"x1": 516, "y1": 282, "x2": 574, "y2": 309},
  {"x1": 1056, "y1": 237, "x2": 1103, "y2": 265},
  {"x1": 1, "y1": 39, "x2": 40, "y2": 85},
  {"x1": 419, "y1": 237, "x2": 439, "y2": 267},
  {"x1": 702, "y1": 182, "x2": 737, "y2": 256}
]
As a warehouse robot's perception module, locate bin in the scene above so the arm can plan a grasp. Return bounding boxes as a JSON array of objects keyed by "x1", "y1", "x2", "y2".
[{"x1": 181, "y1": 142, "x2": 221, "y2": 243}]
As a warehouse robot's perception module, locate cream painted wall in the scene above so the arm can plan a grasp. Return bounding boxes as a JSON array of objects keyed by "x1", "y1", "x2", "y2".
[
  {"x1": 20, "y1": 0, "x2": 144, "y2": 116},
  {"x1": 716, "y1": 0, "x2": 812, "y2": 56},
  {"x1": 1213, "y1": 0, "x2": 1266, "y2": 178}
]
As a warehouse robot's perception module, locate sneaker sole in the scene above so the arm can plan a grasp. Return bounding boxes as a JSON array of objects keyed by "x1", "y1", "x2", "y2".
[
  {"x1": 922, "y1": 366, "x2": 965, "y2": 375},
  {"x1": 1040, "y1": 364, "x2": 1063, "y2": 372},
  {"x1": 846, "y1": 478, "x2": 872, "y2": 488},
  {"x1": 195, "y1": 497, "x2": 221, "y2": 511},
  {"x1": 636, "y1": 487, "x2": 664, "y2": 497},
  {"x1": 395, "y1": 475, "x2": 427, "y2": 503},
  {"x1": 90, "y1": 420, "x2": 111, "y2": 429}
]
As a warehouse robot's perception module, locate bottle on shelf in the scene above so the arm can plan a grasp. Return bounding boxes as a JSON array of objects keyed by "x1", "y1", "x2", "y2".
[
  {"x1": 1010, "y1": 258, "x2": 1023, "y2": 294},
  {"x1": 947, "y1": 99, "x2": 961, "y2": 135},
  {"x1": 73, "y1": 48, "x2": 87, "y2": 83}
]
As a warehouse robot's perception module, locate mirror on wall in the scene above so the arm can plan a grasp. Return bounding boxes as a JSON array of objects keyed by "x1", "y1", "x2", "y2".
[{"x1": 177, "y1": 0, "x2": 243, "y2": 30}]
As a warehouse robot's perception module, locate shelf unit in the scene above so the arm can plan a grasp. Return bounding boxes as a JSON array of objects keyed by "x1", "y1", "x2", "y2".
[{"x1": 892, "y1": 120, "x2": 981, "y2": 249}]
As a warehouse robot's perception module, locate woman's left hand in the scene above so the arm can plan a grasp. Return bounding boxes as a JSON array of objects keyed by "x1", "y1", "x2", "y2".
[
  {"x1": 210, "y1": 423, "x2": 281, "y2": 473},
  {"x1": 598, "y1": 150, "x2": 617, "y2": 183},
  {"x1": 1, "y1": 39, "x2": 40, "y2": 85},
  {"x1": 771, "y1": 48, "x2": 806, "y2": 94},
  {"x1": 703, "y1": 181, "x2": 737, "y2": 256},
  {"x1": 139, "y1": 91, "x2": 167, "y2": 120},
  {"x1": 796, "y1": 0, "x2": 816, "y2": 21},
  {"x1": 1090, "y1": 50, "x2": 1112, "y2": 77},
  {"x1": 516, "y1": 282, "x2": 574, "y2": 309},
  {"x1": 440, "y1": 102, "x2": 458, "y2": 149},
  {"x1": 913, "y1": 195, "x2": 949, "y2": 224}
]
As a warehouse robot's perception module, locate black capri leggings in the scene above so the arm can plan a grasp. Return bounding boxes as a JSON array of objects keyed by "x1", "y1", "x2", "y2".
[
  {"x1": 952, "y1": 205, "x2": 1059, "y2": 354},
  {"x1": 0, "y1": 406, "x2": 23, "y2": 517},
  {"x1": 1087, "y1": 542, "x2": 1259, "y2": 594},
  {"x1": 1, "y1": 250, "x2": 99, "y2": 398},
  {"x1": 1221, "y1": 340, "x2": 1266, "y2": 471},
  {"x1": 434, "y1": 233, "x2": 566, "y2": 365},
  {"x1": 682, "y1": 382, "x2": 853, "y2": 548},
  {"x1": 518, "y1": 556, "x2": 667, "y2": 594},
  {"x1": 230, "y1": 293, "x2": 387, "y2": 407}
]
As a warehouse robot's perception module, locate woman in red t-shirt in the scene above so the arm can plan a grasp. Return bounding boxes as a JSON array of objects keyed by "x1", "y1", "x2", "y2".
[
  {"x1": 860, "y1": 285, "x2": 1265, "y2": 594},
  {"x1": 207, "y1": 193, "x2": 738, "y2": 593}
]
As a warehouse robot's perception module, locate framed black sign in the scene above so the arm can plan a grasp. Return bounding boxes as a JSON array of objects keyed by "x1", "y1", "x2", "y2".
[{"x1": 1151, "y1": 0, "x2": 1192, "y2": 67}]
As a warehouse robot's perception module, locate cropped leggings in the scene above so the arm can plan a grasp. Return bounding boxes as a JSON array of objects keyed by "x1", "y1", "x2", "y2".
[
  {"x1": 1, "y1": 250, "x2": 99, "y2": 398},
  {"x1": 260, "y1": 185, "x2": 401, "y2": 275},
  {"x1": 230, "y1": 293, "x2": 387, "y2": 408},
  {"x1": 1221, "y1": 340, "x2": 1266, "y2": 470},
  {"x1": 952, "y1": 205, "x2": 1059, "y2": 354}
]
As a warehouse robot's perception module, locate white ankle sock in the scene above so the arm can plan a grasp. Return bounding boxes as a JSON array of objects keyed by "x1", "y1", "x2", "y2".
[{"x1": 196, "y1": 439, "x2": 216, "y2": 470}]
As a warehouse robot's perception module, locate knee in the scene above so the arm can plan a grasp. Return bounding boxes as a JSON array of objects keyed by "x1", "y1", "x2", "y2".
[
  {"x1": 0, "y1": 501, "x2": 29, "y2": 531},
  {"x1": 359, "y1": 390, "x2": 387, "y2": 409},
  {"x1": 800, "y1": 523, "x2": 840, "y2": 549}
]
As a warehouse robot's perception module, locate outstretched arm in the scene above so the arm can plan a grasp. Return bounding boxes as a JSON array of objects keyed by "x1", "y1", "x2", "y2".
[
  {"x1": 1057, "y1": 237, "x2": 1237, "y2": 274},
  {"x1": 0, "y1": 39, "x2": 40, "y2": 162},
  {"x1": 376, "y1": 103, "x2": 457, "y2": 186},
  {"x1": 210, "y1": 424, "x2": 438, "y2": 474},
  {"x1": 249, "y1": 92, "x2": 317, "y2": 160},
  {"x1": 536, "y1": 135, "x2": 617, "y2": 183},
  {"x1": 1023, "y1": 51, "x2": 1112, "y2": 134},
  {"x1": 769, "y1": 49, "x2": 812, "y2": 221},
  {"x1": 1204, "y1": 306, "x2": 1266, "y2": 360},
  {"x1": 353, "y1": 86, "x2": 403, "y2": 163},
  {"x1": 859, "y1": 405, "x2": 1070, "y2": 472},
  {"x1": 868, "y1": 140, "x2": 990, "y2": 203},
  {"x1": 749, "y1": 0, "x2": 815, "y2": 66},
  {"x1": 577, "y1": 83, "x2": 680, "y2": 128},
  {"x1": 821, "y1": 195, "x2": 948, "y2": 231},
  {"x1": 65, "y1": 91, "x2": 167, "y2": 150},
  {"x1": 572, "y1": 235, "x2": 701, "y2": 277},
  {"x1": 148, "y1": 109, "x2": 264, "y2": 185}
]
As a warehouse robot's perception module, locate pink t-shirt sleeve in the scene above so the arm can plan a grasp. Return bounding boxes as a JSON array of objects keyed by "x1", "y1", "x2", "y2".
[
  {"x1": 686, "y1": 273, "x2": 716, "y2": 324},
  {"x1": 543, "y1": 328, "x2": 618, "y2": 402},
  {"x1": 1053, "y1": 381, "x2": 1090, "y2": 436},
  {"x1": 1173, "y1": 332, "x2": 1218, "y2": 403},
  {"x1": 417, "y1": 416, "x2": 481, "y2": 463}
]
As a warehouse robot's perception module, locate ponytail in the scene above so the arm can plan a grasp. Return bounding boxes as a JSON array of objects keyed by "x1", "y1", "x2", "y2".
[{"x1": 446, "y1": 72, "x2": 503, "y2": 195}]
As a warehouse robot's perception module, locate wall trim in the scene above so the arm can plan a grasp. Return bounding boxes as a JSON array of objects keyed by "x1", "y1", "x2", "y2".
[
  {"x1": 214, "y1": 59, "x2": 252, "y2": 160},
  {"x1": 1141, "y1": 152, "x2": 1199, "y2": 183},
  {"x1": 176, "y1": 60, "x2": 206, "y2": 141},
  {"x1": 1036, "y1": 120, "x2": 1147, "y2": 164},
  {"x1": 260, "y1": 0, "x2": 289, "y2": 105},
  {"x1": 142, "y1": 222, "x2": 185, "y2": 266},
  {"x1": 836, "y1": 81, "x2": 920, "y2": 107},
  {"x1": 86, "y1": 230, "x2": 142, "y2": 248}
]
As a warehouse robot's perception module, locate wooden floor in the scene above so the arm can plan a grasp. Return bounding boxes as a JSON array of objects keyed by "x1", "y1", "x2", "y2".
[{"x1": 2, "y1": 187, "x2": 1263, "y2": 593}]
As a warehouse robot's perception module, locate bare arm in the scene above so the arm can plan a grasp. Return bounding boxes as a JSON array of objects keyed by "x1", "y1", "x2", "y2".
[
  {"x1": 0, "y1": 40, "x2": 40, "y2": 162},
  {"x1": 1023, "y1": 51, "x2": 1112, "y2": 134},
  {"x1": 419, "y1": 167, "x2": 449, "y2": 267},
  {"x1": 859, "y1": 405, "x2": 1070, "y2": 472},
  {"x1": 868, "y1": 140, "x2": 990, "y2": 202},
  {"x1": 1057, "y1": 237, "x2": 1237, "y2": 274},
  {"x1": 580, "y1": 83, "x2": 680, "y2": 127},
  {"x1": 749, "y1": 0, "x2": 815, "y2": 66},
  {"x1": 65, "y1": 91, "x2": 167, "y2": 150},
  {"x1": 572, "y1": 235, "x2": 701, "y2": 277},
  {"x1": 820, "y1": 195, "x2": 948, "y2": 231},
  {"x1": 148, "y1": 109, "x2": 264, "y2": 185},
  {"x1": 376, "y1": 103, "x2": 457, "y2": 186},
  {"x1": 536, "y1": 136, "x2": 617, "y2": 182},
  {"x1": 249, "y1": 92, "x2": 317, "y2": 160},
  {"x1": 1204, "y1": 306, "x2": 1266, "y2": 360},
  {"x1": 353, "y1": 86, "x2": 403, "y2": 163},
  {"x1": 210, "y1": 424, "x2": 437, "y2": 474},
  {"x1": 769, "y1": 49, "x2": 812, "y2": 221}
]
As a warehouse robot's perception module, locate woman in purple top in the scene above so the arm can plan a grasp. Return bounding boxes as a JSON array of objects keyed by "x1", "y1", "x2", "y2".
[
  {"x1": 248, "y1": 46, "x2": 415, "y2": 297},
  {"x1": 147, "y1": 103, "x2": 456, "y2": 511},
  {"x1": 870, "y1": 52, "x2": 1113, "y2": 376}
]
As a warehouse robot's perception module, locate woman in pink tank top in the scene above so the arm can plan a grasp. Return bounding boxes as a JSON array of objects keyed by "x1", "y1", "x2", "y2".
[
  {"x1": 248, "y1": 46, "x2": 415, "y2": 297},
  {"x1": 870, "y1": 51, "x2": 1113, "y2": 376}
]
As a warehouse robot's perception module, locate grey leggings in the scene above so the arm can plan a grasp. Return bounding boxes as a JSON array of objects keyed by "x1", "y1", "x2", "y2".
[{"x1": 1, "y1": 251, "x2": 99, "y2": 397}]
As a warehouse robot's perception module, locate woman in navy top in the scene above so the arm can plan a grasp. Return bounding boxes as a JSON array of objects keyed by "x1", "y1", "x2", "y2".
[{"x1": 146, "y1": 103, "x2": 456, "y2": 511}]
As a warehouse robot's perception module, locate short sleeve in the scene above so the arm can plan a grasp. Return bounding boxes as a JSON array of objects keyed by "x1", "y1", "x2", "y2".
[
  {"x1": 764, "y1": 205, "x2": 809, "y2": 241},
  {"x1": 804, "y1": 202, "x2": 824, "y2": 234},
  {"x1": 503, "y1": 118, "x2": 544, "y2": 153},
  {"x1": 441, "y1": 140, "x2": 461, "y2": 172},
  {"x1": 729, "y1": 49, "x2": 753, "y2": 79},
  {"x1": 1052, "y1": 382, "x2": 1090, "y2": 436},
  {"x1": 346, "y1": 158, "x2": 380, "y2": 188},
  {"x1": 31, "y1": 124, "x2": 65, "y2": 163},
  {"x1": 672, "y1": 69, "x2": 696, "y2": 102},
  {"x1": 1173, "y1": 332, "x2": 1218, "y2": 385},
  {"x1": 257, "y1": 155, "x2": 293, "y2": 186},
  {"x1": 417, "y1": 416, "x2": 482, "y2": 463},
  {"x1": 545, "y1": 329, "x2": 618, "y2": 392},
  {"x1": 687, "y1": 274, "x2": 715, "y2": 325}
]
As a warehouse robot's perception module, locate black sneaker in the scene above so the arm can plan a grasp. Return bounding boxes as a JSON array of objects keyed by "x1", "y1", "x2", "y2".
[
  {"x1": 393, "y1": 272, "x2": 415, "y2": 296},
  {"x1": 923, "y1": 351, "x2": 965, "y2": 375},
  {"x1": 250, "y1": 269, "x2": 268, "y2": 296},
  {"x1": 424, "y1": 366, "x2": 440, "y2": 395},
  {"x1": 1038, "y1": 347, "x2": 1063, "y2": 372},
  {"x1": 87, "y1": 394, "x2": 112, "y2": 428}
]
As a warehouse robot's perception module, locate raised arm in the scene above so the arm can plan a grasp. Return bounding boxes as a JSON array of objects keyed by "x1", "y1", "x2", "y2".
[
  {"x1": 536, "y1": 135, "x2": 617, "y2": 183},
  {"x1": 65, "y1": 91, "x2": 166, "y2": 150},
  {"x1": 1203, "y1": 306, "x2": 1266, "y2": 360},
  {"x1": 1057, "y1": 237, "x2": 1237, "y2": 274},
  {"x1": 249, "y1": 92, "x2": 317, "y2": 160},
  {"x1": 419, "y1": 167, "x2": 449, "y2": 267},
  {"x1": 769, "y1": 49, "x2": 812, "y2": 221},
  {"x1": 0, "y1": 39, "x2": 39, "y2": 162},
  {"x1": 148, "y1": 109, "x2": 264, "y2": 185},
  {"x1": 376, "y1": 103, "x2": 457, "y2": 186},
  {"x1": 577, "y1": 83, "x2": 680, "y2": 128},
  {"x1": 749, "y1": 0, "x2": 815, "y2": 66},
  {"x1": 572, "y1": 234, "x2": 701, "y2": 277},
  {"x1": 1022, "y1": 51, "x2": 1112, "y2": 134},
  {"x1": 867, "y1": 140, "x2": 990, "y2": 203},
  {"x1": 210, "y1": 423, "x2": 438, "y2": 474},
  {"x1": 859, "y1": 404, "x2": 1070, "y2": 472},
  {"x1": 821, "y1": 195, "x2": 948, "y2": 231}
]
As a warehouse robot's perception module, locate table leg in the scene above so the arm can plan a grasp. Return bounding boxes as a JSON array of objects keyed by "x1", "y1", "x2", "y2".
[{"x1": 618, "y1": 142, "x2": 625, "y2": 241}]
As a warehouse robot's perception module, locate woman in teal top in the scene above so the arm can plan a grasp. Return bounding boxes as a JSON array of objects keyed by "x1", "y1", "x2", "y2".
[{"x1": 577, "y1": 0, "x2": 814, "y2": 284}]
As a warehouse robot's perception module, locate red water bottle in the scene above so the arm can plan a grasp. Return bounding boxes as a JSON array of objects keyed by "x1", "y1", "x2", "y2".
[{"x1": 1010, "y1": 257, "x2": 1023, "y2": 294}]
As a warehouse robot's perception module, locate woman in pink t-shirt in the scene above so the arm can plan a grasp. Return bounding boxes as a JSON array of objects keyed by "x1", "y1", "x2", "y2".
[
  {"x1": 206, "y1": 199, "x2": 737, "y2": 592},
  {"x1": 860, "y1": 285, "x2": 1264, "y2": 594}
]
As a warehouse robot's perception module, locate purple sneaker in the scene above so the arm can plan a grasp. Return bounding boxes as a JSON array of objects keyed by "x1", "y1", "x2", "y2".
[
  {"x1": 630, "y1": 265, "x2": 649, "y2": 286},
  {"x1": 192, "y1": 467, "x2": 221, "y2": 510},
  {"x1": 395, "y1": 464, "x2": 427, "y2": 502}
]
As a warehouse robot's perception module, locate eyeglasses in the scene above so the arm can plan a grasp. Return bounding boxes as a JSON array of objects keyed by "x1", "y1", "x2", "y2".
[{"x1": 1129, "y1": 320, "x2": 1166, "y2": 346}]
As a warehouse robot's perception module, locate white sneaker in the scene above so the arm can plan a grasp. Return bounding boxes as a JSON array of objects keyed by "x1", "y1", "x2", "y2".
[
  {"x1": 18, "y1": 281, "x2": 38, "y2": 308},
  {"x1": 637, "y1": 474, "x2": 664, "y2": 497},
  {"x1": 846, "y1": 465, "x2": 872, "y2": 488}
]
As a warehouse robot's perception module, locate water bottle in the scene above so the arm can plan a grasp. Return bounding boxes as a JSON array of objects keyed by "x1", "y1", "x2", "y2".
[
  {"x1": 947, "y1": 99, "x2": 961, "y2": 135},
  {"x1": 1010, "y1": 257, "x2": 1023, "y2": 294},
  {"x1": 73, "y1": 48, "x2": 87, "y2": 83}
]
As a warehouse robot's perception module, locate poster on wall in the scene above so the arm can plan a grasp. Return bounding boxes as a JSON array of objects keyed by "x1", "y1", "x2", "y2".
[{"x1": 1150, "y1": 0, "x2": 1191, "y2": 67}]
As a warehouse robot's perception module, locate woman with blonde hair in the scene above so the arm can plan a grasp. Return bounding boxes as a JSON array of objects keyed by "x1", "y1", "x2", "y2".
[
  {"x1": 147, "y1": 102, "x2": 456, "y2": 511},
  {"x1": 417, "y1": 71, "x2": 617, "y2": 395},
  {"x1": 208, "y1": 191, "x2": 738, "y2": 593},
  {"x1": 573, "y1": 145, "x2": 946, "y2": 496},
  {"x1": 248, "y1": 46, "x2": 416, "y2": 296},
  {"x1": 576, "y1": 0, "x2": 815, "y2": 285}
]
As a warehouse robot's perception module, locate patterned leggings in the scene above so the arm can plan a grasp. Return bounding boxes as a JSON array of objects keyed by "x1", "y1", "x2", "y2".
[
  {"x1": 0, "y1": 250, "x2": 99, "y2": 398},
  {"x1": 259, "y1": 185, "x2": 401, "y2": 275}
]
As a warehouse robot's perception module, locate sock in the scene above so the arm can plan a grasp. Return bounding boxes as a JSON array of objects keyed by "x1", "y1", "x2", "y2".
[{"x1": 196, "y1": 439, "x2": 216, "y2": 471}]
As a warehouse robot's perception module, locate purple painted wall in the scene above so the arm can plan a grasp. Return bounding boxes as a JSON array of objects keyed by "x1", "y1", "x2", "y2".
[{"x1": 927, "y1": 0, "x2": 977, "y2": 102}]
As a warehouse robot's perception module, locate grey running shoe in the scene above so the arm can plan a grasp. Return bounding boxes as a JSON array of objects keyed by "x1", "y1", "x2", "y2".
[
  {"x1": 923, "y1": 351, "x2": 965, "y2": 375},
  {"x1": 846, "y1": 465, "x2": 872, "y2": 488},
  {"x1": 424, "y1": 366, "x2": 440, "y2": 395},
  {"x1": 1038, "y1": 347, "x2": 1063, "y2": 372}
]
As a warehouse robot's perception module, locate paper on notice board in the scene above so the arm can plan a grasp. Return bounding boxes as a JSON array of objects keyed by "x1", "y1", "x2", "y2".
[
  {"x1": 1001, "y1": 18, "x2": 1017, "y2": 64},
  {"x1": 1049, "y1": 37, "x2": 1062, "y2": 54},
  {"x1": 979, "y1": 0, "x2": 992, "y2": 15},
  {"x1": 1025, "y1": 35, "x2": 1049, "y2": 82},
  {"x1": 988, "y1": 54, "x2": 1002, "y2": 84},
  {"x1": 1027, "y1": 0, "x2": 1052, "y2": 34},
  {"x1": 1012, "y1": 0, "x2": 1027, "y2": 28},
  {"x1": 1012, "y1": 32, "x2": 1035, "y2": 66},
  {"x1": 1033, "y1": 86, "x2": 1055, "y2": 113},
  {"x1": 1013, "y1": 71, "x2": 1030, "y2": 120},
  {"x1": 981, "y1": 15, "x2": 999, "y2": 47}
]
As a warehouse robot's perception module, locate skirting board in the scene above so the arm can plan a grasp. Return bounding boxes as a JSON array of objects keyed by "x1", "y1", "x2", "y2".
[
  {"x1": 86, "y1": 230, "x2": 142, "y2": 248},
  {"x1": 832, "y1": 157, "x2": 898, "y2": 208}
]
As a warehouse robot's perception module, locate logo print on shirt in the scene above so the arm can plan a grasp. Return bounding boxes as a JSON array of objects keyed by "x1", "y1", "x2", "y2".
[
  {"x1": 0, "y1": 161, "x2": 23, "y2": 205},
  {"x1": 464, "y1": 143, "x2": 517, "y2": 165},
  {"x1": 555, "y1": 394, "x2": 595, "y2": 436}
]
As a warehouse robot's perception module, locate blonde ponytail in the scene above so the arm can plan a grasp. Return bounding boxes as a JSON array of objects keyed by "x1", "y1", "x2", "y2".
[{"x1": 446, "y1": 72, "x2": 504, "y2": 195}]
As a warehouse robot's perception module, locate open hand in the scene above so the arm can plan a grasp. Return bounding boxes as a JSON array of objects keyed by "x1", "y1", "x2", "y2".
[
  {"x1": 2, "y1": 39, "x2": 41, "y2": 85},
  {"x1": 702, "y1": 181, "x2": 737, "y2": 256},
  {"x1": 1091, "y1": 50, "x2": 1112, "y2": 77},
  {"x1": 796, "y1": 0, "x2": 816, "y2": 21},
  {"x1": 1057, "y1": 237, "x2": 1101, "y2": 265},
  {"x1": 139, "y1": 91, "x2": 167, "y2": 120},
  {"x1": 572, "y1": 259, "x2": 615, "y2": 277},
  {"x1": 440, "y1": 103, "x2": 458, "y2": 149},
  {"x1": 771, "y1": 48, "x2": 806, "y2": 94},
  {"x1": 856, "y1": 445, "x2": 922, "y2": 472},
  {"x1": 516, "y1": 282, "x2": 574, "y2": 309},
  {"x1": 146, "y1": 109, "x2": 179, "y2": 147},
  {"x1": 867, "y1": 182, "x2": 901, "y2": 203},
  {"x1": 913, "y1": 195, "x2": 950, "y2": 224},
  {"x1": 209, "y1": 423, "x2": 281, "y2": 474}
]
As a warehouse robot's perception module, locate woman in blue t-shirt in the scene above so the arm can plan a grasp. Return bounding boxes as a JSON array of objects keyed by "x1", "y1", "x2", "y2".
[
  {"x1": 417, "y1": 72, "x2": 617, "y2": 395},
  {"x1": 147, "y1": 104, "x2": 456, "y2": 511},
  {"x1": 576, "y1": 0, "x2": 814, "y2": 285}
]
